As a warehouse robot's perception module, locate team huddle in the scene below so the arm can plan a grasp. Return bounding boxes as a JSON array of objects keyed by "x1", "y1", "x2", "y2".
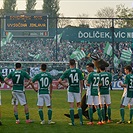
[{"x1": 0, "y1": 59, "x2": 133, "y2": 126}]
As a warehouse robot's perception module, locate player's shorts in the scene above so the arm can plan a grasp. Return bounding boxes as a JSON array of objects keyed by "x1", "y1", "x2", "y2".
[
  {"x1": 99, "y1": 94, "x2": 111, "y2": 105},
  {"x1": 37, "y1": 94, "x2": 51, "y2": 107},
  {"x1": 121, "y1": 93, "x2": 133, "y2": 106},
  {"x1": 67, "y1": 92, "x2": 81, "y2": 103},
  {"x1": 12, "y1": 91, "x2": 27, "y2": 106},
  {"x1": 87, "y1": 95, "x2": 99, "y2": 105}
]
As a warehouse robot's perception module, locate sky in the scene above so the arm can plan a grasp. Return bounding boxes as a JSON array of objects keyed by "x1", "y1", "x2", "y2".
[{"x1": 0, "y1": 0, "x2": 133, "y2": 17}]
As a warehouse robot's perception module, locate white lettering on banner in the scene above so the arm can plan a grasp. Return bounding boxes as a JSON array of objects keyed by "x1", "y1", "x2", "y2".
[
  {"x1": 127, "y1": 32, "x2": 133, "y2": 38},
  {"x1": 112, "y1": 80, "x2": 123, "y2": 90},
  {"x1": 1, "y1": 68, "x2": 15, "y2": 77},
  {"x1": 78, "y1": 31, "x2": 110, "y2": 38},
  {"x1": 105, "y1": 32, "x2": 110, "y2": 38},
  {"x1": 78, "y1": 31, "x2": 131, "y2": 39},
  {"x1": 114, "y1": 32, "x2": 126, "y2": 38},
  {"x1": 78, "y1": 31, "x2": 111, "y2": 39}
]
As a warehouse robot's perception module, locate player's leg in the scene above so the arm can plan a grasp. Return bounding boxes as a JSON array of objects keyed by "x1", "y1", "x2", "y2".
[
  {"x1": 64, "y1": 93, "x2": 88, "y2": 119},
  {"x1": 18, "y1": 92, "x2": 33, "y2": 123},
  {"x1": 87, "y1": 96, "x2": 94, "y2": 124},
  {"x1": 0, "y1": 106, "x2": 2, "y2": 125},
  {"x1": 37, "y1": 94, "x2": 44, "y2": 124},
  {"x1": 117, "y1": 96, "x2": 128, "y2": 124},
  {"x1": 12, "y1": 92, "x2": 20, "y2": 124},
  {"x1": 99, "y1": 95, "x2": 105, "y2": 123},
  {"x1": 68, "y1": 92, "x2": 75, "y2": 125},
  {"x1": 0, "y1": 91, "x2": 2, "y2": 125},
  {"x1": 128, "y1": 99, "x2": 133, "y2": 123},
  {"x1": 105, "y1": 95, "x2": 112, "y2": 122},
  {"x1": 45, "y1": 94, "x2": 55, "y2": 124},
  {"x1": 13, "y1": 104, "x2": 20, "y2": 124},
  {"x1": 94, "y1": 96, "x2": 102, "y2": 124},
  {"x1": 75, "y1": 93, "x2": 83, "y2": 125},
  {"x1": 38, "y1": 106, "x2": 44, "y2": 124}
]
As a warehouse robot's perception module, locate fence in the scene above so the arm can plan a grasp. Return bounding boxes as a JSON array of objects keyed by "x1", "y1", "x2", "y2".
[{"x1": 0, "y1": 15, "x2": 133, "y2": 77}]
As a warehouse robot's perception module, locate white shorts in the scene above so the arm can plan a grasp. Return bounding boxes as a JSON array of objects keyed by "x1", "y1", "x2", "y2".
[
  {"x1": 121, "y1": 94, "x2": 133, "y2": 106},
  {"x1": 99, "y1": 94, "x2": 111, "y2": 105},
  {"x1": 12, "y1": 91, "x2": 27, "y2": 106},
  {"x1": 87, "y1": 95, "x2": 99, "y2": 105},
  {"x1": 37, "y1": 94, "x2": 51, "y2": 107},
  {"x1": 67, "y1": 92, "x2": 81, "y2": 103}
]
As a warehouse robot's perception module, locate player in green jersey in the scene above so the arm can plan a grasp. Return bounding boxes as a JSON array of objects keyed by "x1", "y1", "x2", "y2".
[
  {"x1": 117, "y1": 65, "x2": 133, "y2": 124},
  {"x1": 58, "y1": 59, "x2": 84, "y2": 126},
  {"x1": 0, "y1": 72, "x2": 4, "y2": 125},
  {"x1": 4, "y1": 63, "x2": 34, "y2": 124},
  {"x1": 99, "y1": 65, "x2": 112, "y2": 124},
  {"x1": 86, "y1": 63, "x2": 102, "y2": 125},
  {"x1": 31, "y1": 63, "x2": 55, "y2": 125}
]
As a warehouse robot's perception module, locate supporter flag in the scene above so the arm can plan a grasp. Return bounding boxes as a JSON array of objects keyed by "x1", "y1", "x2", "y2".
[
  {"x1": 120, "y1": 48, "x2": 132, "y2": 62},
  {"x1": 28, "y1": 53, "x2": 40, "y2": 59},
  {"x1": 70, "y1": 48, "x2": 86, "y2": 61},
  {"x1": 113, "y1": 55, "x2": 120, "y2": 68},
  {"x1": 104, "y1": 42, "x2": 112, "y2": 56},
  {"x1": 1, "y1": 38, "x2": 7, "y2": 47},
  {"x1": 6, "y1": 32, "x2": 13, "y2": 43},
  {"x1": 34, "y1": 54, "x2": 40, "y2": 59},
  {"x1": 54, "y1": 33, "x2": 63, "y2": 43}
]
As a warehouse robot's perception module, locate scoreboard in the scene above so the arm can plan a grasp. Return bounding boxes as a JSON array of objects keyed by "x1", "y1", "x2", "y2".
[{"x1": 4, "y1": 14, "x2": 48, "y2": 31}]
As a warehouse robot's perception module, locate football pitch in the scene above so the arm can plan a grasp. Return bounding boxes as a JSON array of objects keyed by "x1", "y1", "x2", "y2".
[{"x1": 0, "y1": 90, "x2": 133, "y2": 133}]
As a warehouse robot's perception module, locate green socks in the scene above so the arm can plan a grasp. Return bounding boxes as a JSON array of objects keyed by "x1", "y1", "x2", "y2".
[
  {"x1": 78, "y1": 108, "x2": 83, "y2": 123},
  {"x1": 120, "y1": 108, "x2": 125, "y2": 122},
  {"x1": 48, "y1": 109, "x2": 52, "y2": 120},
  {"x1": 70, "y1": 108, "x2": 74, "y2": 125},
  {"x1": 88, "y1": 108, "x2": 93, "y2": 122},
  {"x1": 97, "y1": 108, "x2": 102, "y2": 121},
  {"x1": 129, "y1": 108, "x2": 133, "y2": 121},
  {"x1": 107, "y1": 106, "x2": 111, "y2": 120},
  {"x1": 14, "y1": 112, "x2": 19, "y2": 120},
  {"x1": 39, "y1": 109, "x2": 44, "y2": 121},
  {"x1": 25, "y1": 112, "x2": 29, "y2": 120},
  {"x1": 101, "y1": 108, "x2": 105, "y2": 121}
]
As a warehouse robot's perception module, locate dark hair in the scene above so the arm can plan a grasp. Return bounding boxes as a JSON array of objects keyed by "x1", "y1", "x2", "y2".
[
  {"x1": 86, "y1": 63, "x2": 94, "y2": 68},
  {"x1": 69, "y1": 59, "x2": 76, "y2": 66},
  {"x1": 99, "y1": 65, "x2": 105, "y2": 71},
  {"x1": 15, "y1": 63, "x2": 21, "y2": 68},
  {"x1": 124, "y1": 65, "x2": 132, "y2": 72},
  {"x1": 41, "y1": 63, "x2": 47, "y2": 71}
]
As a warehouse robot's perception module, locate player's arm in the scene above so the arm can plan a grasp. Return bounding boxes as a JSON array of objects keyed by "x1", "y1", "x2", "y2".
[
  {"x1": 58, "y1": 78, "x2": 68, "y2": 88},
  {"x1": 30, "y1": 81, "x2": 38, "y2": 92},
  {"x1": 80, "y1": 80, "x2": 83, "y2": 95},
  {"x1": 119, "y1": 82, "x2": 127, "y2": 88},
  {"x1": 4, "y1": 77, "x2": 13, "y2": 87},
  {"x1": 25, "y1": 78, "x2": 32, "y2": 88},
  {"x1": 49, "y1": 83, "x2": 53, "y2": 98}
]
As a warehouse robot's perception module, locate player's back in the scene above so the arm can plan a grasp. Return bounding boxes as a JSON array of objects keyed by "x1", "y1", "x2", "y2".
[
  {"x1": 32, "y1": 72, "x2": 52, "y2": 94},
  {"x1": 99, "y1": 71, "x2": 112, "y2": 95},
  {"x1": 8, "y1": 70, "x2": 30, "y2": 91},
  {"x1": 63, "y1": 68, "x2": 83, "y2": 93},
  {"x1": 88, "y1": 71, "x2": 99, "y2": 96},
  {"x1": 126, "y1": 74, "x2": 133, "y2": 98}
]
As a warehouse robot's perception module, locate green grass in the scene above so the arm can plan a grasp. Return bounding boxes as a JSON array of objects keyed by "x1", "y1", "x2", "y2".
[{"x1": 0, "y1": 90, "x2": 133, "y2": 133}]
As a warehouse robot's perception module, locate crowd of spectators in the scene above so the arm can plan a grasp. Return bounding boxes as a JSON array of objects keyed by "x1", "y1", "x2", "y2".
[{"x1": 1, "y1": 38, "x2": 133, "y2": 77}]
